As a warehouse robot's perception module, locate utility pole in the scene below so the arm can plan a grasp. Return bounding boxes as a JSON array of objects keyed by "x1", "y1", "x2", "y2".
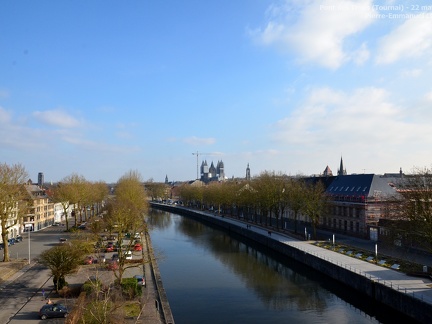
[{"x1": 192, "y1": 152, "x2": 199, "y2": 180}]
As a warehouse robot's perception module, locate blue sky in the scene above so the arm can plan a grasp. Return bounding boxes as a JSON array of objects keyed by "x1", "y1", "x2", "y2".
[{"x1": 1, "y1": 0, "x2": 432, "y2": 183}]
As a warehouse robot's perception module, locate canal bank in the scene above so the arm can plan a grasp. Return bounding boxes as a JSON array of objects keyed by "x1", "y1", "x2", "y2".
[{"x1": 151, "y1": 203, "x2": 432, "y2": 323}]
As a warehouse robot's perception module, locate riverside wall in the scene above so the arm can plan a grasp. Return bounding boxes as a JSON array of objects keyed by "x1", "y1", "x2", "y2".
[
  {"x1": 151, "y1": 203, "x2": 432, "y2": 323},
  {"x1": 145, "y1": 231, "x2": 175, "y2": 324}
]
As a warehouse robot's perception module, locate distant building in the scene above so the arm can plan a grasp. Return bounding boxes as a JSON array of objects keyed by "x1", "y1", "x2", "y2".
[
  {"x1": 38, "y1": 172, "x2": 44, "y2": 187},
  {"x1": 322, "y1": 165, "x2": 333, "y2": 177},
  {"x1": 22, "y1": 180, "x2": 54, "y2": 232},
  {"x1": 314, "y1": 158, "x2": 401, "y2": 240},
  {"x1": 246, "y1": 163, "x2": 251, "y2": 181},
  {"x1": 200, "y1": 160, "x2": 225, "y2": 183},
  {"x1": 337, "y1": 156, "x2": 347, "y2": 176}
]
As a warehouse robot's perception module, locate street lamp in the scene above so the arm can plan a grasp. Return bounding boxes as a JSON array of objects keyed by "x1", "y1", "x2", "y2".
[{"x1": 24, "y1": 222, "x2": 32, "y2": 265}]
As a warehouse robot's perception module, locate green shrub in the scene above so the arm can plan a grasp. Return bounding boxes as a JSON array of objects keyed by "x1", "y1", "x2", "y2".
[
  {"x1": 82, "y1": 279, "x2": 102, "y2": 295},
  {"x1": 121, "y1": 278, "x2": 141, "y2": 298}
]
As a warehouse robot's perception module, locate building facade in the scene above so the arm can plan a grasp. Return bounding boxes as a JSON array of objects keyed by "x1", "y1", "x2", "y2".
[
  {"x1": 322, "y1": 173, "x2": 400, "y2": 239},
  {"x1": 200, "y1": 160, "x2": 225, "y2": 183},
  {"x1": 22, "y1": 181, "x2": 54, "y2": 232}
]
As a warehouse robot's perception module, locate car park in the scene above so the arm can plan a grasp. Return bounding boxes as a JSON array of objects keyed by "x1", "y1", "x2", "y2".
[{"x1": 39, "y1": 303, "x2": 69, "y2": 319}]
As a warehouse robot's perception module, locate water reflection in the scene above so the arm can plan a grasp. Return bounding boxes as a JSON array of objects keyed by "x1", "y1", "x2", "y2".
[{"x1": 147, "y1": 209, "x2": 413, "y2": 324}]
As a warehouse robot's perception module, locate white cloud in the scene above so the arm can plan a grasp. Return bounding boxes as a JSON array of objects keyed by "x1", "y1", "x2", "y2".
[
  {"x1": 274, "y1": 87, "x2": 411, "y2": 143},
  {"x1": 376, "y1": 14, "x2": 432, "y2": 64},
  {"x1": 183, "y1": 136, "x2": 216, "y2": 146},
  {"x1": 400, "y1": 68, "x2": 422, "y2": 78},
  {"x1": 272, "y1": 86, "x2": 432, "y2": 174},
  {"x1": 0, "y1": 106, "x2": 12, "y2": 123},
  {"x1": 33, "y1": 109, "x2": 81, "y2": 128},
  {"x1": 252, "y1": 0, "x2": 375, "y2": 69}
]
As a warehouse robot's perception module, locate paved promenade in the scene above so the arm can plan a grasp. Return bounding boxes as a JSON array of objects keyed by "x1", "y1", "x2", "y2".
[{"x1": 214, "y1": 212, "x2": 432, "y2": 306}]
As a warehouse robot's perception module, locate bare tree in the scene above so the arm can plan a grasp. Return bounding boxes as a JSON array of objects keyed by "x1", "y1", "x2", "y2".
[
  {"x1": 286, "y1": 178, "x2": 306, "y2": 235},
  {"x1": 303, "y1": 181, "x2": 328, "y2": 240},
  {"x1": 106, "y1": 170, "x2": 149, "y2": 283},
  {"x1": 0, "y1": 163, "x2": 28, "y2": 262},
  {"x1": 393, "y1": 167, "x2": 432, "y2": 252}
]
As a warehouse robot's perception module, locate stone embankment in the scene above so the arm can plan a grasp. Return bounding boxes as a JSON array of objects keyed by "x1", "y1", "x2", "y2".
[{"x1": 151, "y1": 202, "x2": 432, "y2": 323}]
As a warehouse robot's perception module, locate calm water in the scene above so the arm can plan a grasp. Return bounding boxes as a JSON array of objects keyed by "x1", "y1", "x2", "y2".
[{"x1": 147, "y1": 209, "x2": 410, "y2": 324}]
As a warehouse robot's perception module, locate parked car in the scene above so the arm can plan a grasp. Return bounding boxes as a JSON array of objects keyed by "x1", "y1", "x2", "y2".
[
  {"x1": 15, "y1": 235, "x2": 23, "y2": 242},
  {"x1": 134, "y1": 243, "x2": 142, "y2": 251},
  {"x1": 106, "y1": 260, "x2": 118, "y2": 270},
  {"x1": 111, "y1": 253, "x2": 119, "y2": 262},
  {"x1": 134, "y1": 274, "x2": 146, "y2": 286},
  {"x1": 97, "y1": 254, "x2": 106, "y2": 263},
  {"x1": 39, "y1": 303, "x2": 69, "y2": 319},
  {"x1": 8, "y1": 238, "x2": 15, "y2": 245},
  {"x1": 84, "y1": 256, "x2": 94, "y2": 265},
  {"x1": 125, "y1": 251, "x2": 132, "y2": 260},
  {"x1": 106, "y1": 242, "x2": 115, "y2": 252}
]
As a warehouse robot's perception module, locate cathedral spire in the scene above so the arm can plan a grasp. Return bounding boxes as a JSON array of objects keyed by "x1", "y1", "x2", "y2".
[{"x1": 338, "y1": 156, "x2": 346, "y2": 176}]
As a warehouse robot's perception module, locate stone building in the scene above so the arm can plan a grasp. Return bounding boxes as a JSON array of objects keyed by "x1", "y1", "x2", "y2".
[
  {"x1": 22, "y1": 180, "x2": 54, "y2": 232},
  {"x1": 200, "y1": 160, "x2": 225, "y2": 183}
]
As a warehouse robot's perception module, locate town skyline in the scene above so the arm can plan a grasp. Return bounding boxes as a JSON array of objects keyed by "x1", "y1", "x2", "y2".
[{"x1": 2, "y1": 1, "x2": 432, "y2": 183}]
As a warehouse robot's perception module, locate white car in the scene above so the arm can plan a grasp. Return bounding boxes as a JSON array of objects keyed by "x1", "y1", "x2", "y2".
[{"x1": 125, "y1": 251, "x2": 132, "y2": 260}]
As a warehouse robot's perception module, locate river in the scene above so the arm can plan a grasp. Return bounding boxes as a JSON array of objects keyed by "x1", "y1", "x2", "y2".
[{"x1": 147, "y1": 209, "x2": 410, "y2": 324}]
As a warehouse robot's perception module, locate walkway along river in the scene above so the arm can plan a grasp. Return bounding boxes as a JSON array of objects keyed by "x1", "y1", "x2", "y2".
[{"x1": 148, "y1": 206, "x2": 421, "y2": 323}]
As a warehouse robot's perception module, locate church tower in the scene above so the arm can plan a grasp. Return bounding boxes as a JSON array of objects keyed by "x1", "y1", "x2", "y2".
[
  {"x1": 217, "y1": 160, "x2": 225, "y2": 180},
  {"x1": 246, "y1": 163, "x2": 251, "y2": 181},
  {"x1": 337, "y1": 157, "x2": 347, "y2": 176}
]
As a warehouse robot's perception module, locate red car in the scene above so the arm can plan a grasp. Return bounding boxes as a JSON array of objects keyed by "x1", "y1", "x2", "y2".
[
  {"x1": 105, "y1": 242, "x2": 114, "y2": 252},
  {"x1": 84, "y1": 256, "x2": 94, "y2": 265},
  {"x1": 106, "y1": 260, "x2": 118, "y2": 270},
  {"x1": 134, "y1": 243, "x2": 142, "y2": 251}
]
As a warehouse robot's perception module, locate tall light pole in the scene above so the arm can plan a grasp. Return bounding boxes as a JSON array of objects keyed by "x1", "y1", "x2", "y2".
[
  {"x1": 28, "y1": 228, "x2": 30, "y2": 265},
  {"x1": 25, "y1": 223, "x2": 31, "y2": 265}
]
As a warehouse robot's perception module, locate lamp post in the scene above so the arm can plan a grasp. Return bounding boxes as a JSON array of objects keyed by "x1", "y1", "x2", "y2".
[
  {"x1": 28, "y1": 228, "x2": 30, "y2": 265},
  {"x1": 375, "y1": 243, "x2": 378, "y2": 264},
  {"x1": 25, "y1": 222, "x2": 32, "y2": 265}
]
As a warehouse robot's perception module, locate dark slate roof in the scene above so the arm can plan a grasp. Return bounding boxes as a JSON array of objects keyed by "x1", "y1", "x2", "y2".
[
  {"x1": 304, "y1": 176, "x2": 336, "y2": 189},
  {"x1": 326, "y1": 174, "x2": 398, "y2": 199}
]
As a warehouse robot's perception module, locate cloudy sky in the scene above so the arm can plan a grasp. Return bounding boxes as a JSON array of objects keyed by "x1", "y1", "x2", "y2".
[{"x1": 1, "y1": 0, "x2": 432, "y2": 183}]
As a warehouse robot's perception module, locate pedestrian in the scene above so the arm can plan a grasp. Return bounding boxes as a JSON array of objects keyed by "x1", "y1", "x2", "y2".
[
  {"x1": 46, "y1": 298, "x2": 53, "y2": 304},
  {"x1": 41, "y1": 289, "x2": 45, "y2": 300}
]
